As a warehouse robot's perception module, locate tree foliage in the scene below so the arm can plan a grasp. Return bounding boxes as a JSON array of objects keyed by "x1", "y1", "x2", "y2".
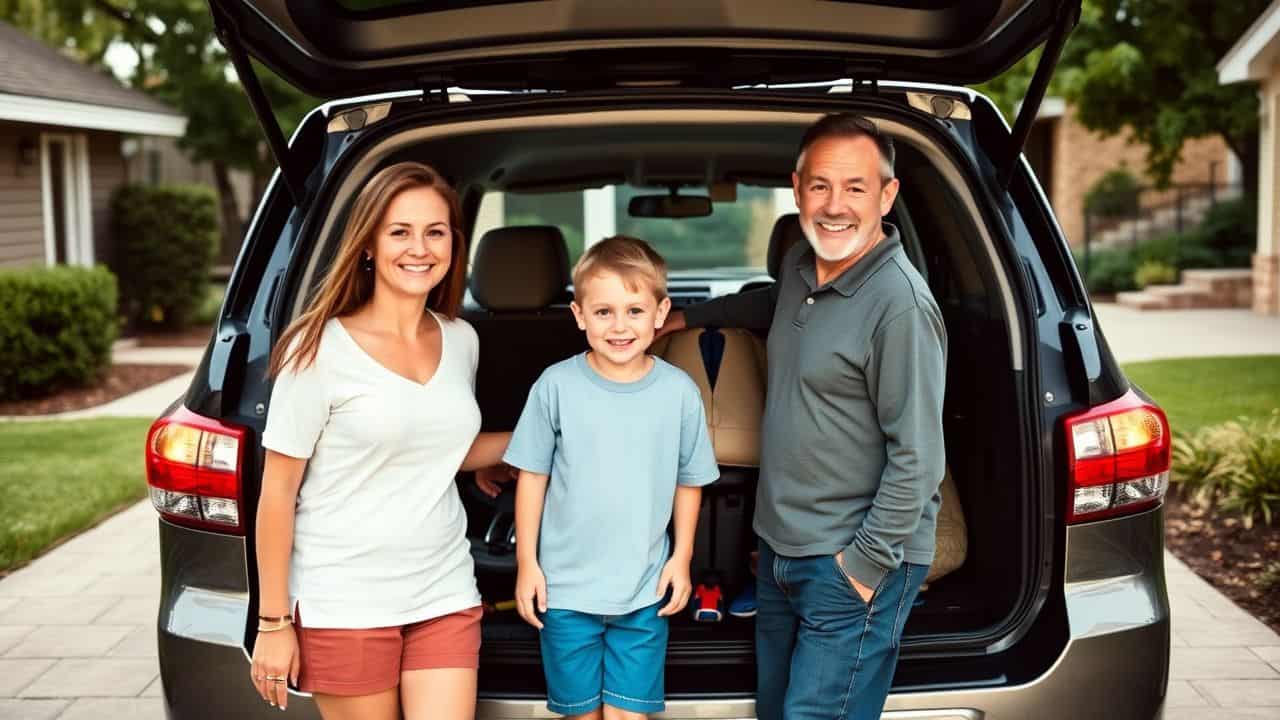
[{"x1": 975, "y1": 0, "x2": 1269, "y2": 192}]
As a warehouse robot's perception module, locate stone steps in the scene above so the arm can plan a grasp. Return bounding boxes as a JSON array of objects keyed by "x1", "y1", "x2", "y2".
[{"x1": 1116, "y1": 268, "x2": 1253, "y2": 311}]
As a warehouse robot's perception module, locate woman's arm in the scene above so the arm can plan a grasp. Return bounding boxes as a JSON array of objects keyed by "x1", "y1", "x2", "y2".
[
  {"x1": 461, "y1": 431, "x2": 512, "y2": 471},
  {"x1": 251, "y1": 449, "x2": 307, "y2": 709},
  {"x1": 256, "y1": 450, "x2": 306, "y2": 615}
]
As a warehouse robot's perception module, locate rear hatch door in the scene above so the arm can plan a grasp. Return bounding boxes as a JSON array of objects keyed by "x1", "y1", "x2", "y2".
[{"x1": 209, "y1": 0, "x2": 1077, "y2": 96}]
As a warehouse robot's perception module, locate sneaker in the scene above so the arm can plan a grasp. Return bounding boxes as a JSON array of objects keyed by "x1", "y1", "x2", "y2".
[
  {"x1": 729, "y1": 583, "x2": 757, "y2": 618},
  {"x1": 691, "y1": 582, "x2": 724, "y2": 623}
]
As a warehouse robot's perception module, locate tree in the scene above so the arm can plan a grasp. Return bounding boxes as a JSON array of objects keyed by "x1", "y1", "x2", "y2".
[
  {"x1": 2, "y1": 0, "x2": 314, "y2": 254},
  {"x1": 976, "y1": 0, "x2": 1269, "y2": 197}
]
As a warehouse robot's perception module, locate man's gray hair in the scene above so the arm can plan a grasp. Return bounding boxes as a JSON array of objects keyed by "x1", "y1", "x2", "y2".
[{"x1": 794, "y1": 113, "x2": 895, "y2": 182}]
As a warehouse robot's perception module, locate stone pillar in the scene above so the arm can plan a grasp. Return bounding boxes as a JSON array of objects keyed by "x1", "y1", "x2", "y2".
[
  {"x1": 1255, "y1": 79, "x2": 1280, "y2": 314},
  {"x1": 1256, "y1": 254, "x2": 1280, "y2": 314}
]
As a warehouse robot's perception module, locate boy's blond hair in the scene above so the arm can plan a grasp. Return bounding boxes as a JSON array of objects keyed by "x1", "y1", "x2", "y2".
[{"x1": 572, "y1": 235, "x2": 668, "y2": 301}]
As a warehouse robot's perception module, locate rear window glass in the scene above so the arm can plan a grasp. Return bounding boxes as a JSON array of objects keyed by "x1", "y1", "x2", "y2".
[{"x1": 471, "y1": 184, "x2": 796, "y2": 272}]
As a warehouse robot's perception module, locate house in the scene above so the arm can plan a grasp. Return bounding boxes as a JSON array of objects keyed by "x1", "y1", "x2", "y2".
[
  {"x1": 0, "y1": 20, "x2": 186, "y2": 269},
  {"x1": 1025, "y1": 97, "x2": 1238, "y2": 251},
  {"x1": 1219, "y1": 0, "x2": 1280, "y2": 315}
]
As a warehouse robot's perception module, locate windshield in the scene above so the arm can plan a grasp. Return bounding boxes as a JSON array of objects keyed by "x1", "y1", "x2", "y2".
[{"x1": 472, "y1": 184, "x2": 797, "y2": 274}]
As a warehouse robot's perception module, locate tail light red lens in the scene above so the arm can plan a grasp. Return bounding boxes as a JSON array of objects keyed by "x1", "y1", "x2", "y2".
[
  {"x1": 1065, "y1": 389, "x2": 1171, "y2": 523},
  {"x1": 146, "y1": 406, "x2": 247, "y2": 534}
]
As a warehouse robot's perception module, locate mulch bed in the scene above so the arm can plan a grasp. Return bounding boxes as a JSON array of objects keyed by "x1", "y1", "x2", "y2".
[
  {"x1": 0, "y1": 364, "x2": 192, "y2": 416},
  {"x1": 1164, "y1": 493, "x2": 1280, "y2": 634},
  {"x1": 133, "y1": 324, "x2": 214, "y2": 348}
]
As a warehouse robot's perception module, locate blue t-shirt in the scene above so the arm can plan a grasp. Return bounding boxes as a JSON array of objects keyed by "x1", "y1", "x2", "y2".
[{"x1": 503, "y1": 352, "x2": 720, "y2": 615}]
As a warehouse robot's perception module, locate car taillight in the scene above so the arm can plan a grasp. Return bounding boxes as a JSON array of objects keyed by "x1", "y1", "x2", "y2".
[
  {"x1": 146, "y1": 406, "x2": 247, "y2": 534},
  {"x1": 1065, "y1": 389, "x2": 1171, "y2": 523}
]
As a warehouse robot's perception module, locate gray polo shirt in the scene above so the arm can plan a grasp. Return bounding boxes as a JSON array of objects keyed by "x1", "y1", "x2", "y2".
[{"x1": 684, "y1": 223, "x2": 947, "y2": 589}]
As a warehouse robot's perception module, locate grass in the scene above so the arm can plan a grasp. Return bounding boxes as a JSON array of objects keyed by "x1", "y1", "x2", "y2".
[
  {"x1": 1122, "y1": 356, "x2": 1280, "y2": 435},
  {"x1": 0, "y1": 418, "x2": 152, "y2": 573}
]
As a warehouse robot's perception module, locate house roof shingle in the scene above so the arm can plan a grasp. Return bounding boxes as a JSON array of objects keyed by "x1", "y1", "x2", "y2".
[{"x1": 0, "y1": 20, "x2": 182, "y2": 116}]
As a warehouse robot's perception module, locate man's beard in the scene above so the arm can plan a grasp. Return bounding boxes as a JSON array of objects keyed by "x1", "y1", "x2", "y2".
[{"x1": 799, "y1": 216, "x2": 873, "y2": 262}]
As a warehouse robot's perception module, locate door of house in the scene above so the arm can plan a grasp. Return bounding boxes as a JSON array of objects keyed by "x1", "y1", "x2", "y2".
[{"x1": 41, "y1": 133, "x2": 93, "y2": 266}]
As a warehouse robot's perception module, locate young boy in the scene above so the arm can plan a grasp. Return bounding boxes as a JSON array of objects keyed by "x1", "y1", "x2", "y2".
[{"x1": 504, "y1": 235, "x2": 719, "y2": 719}]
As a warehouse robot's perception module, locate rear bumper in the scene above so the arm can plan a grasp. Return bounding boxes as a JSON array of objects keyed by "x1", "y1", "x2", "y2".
[{"x1": 157, "y1": 509, "x2": 1169, "y2": 720}]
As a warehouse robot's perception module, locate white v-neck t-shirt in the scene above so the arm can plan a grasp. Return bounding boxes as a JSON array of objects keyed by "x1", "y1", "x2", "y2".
[{"x1": 261, "y1": 312, "x2": 483, "y2": 628}]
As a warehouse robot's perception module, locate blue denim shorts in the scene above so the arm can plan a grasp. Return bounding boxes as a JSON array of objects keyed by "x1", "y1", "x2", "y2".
[{"x1": 539, "y1": 602, "x2": 668, "y2": 714}]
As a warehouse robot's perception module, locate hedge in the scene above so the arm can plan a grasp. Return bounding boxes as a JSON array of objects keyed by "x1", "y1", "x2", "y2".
[
  {"x1": 111, "y1": 184, "x2": 218, "y2": 330},
  {"x1": 0, "y1": 265, "x2": 118, "y2": 402}
]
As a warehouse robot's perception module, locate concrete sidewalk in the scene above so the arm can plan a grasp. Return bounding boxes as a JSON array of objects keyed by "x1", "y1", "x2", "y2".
[
  {"x1": 1, "y1": 502, "x2": 163, "y2": 720},
  {"x1": 1093, "y1": 303, "x2": 1280, "y2": 363}
]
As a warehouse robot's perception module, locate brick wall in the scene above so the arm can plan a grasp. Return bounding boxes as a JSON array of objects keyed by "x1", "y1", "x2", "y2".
[{"x1": 1044, "y1": 106, "x2": 1234, "y2": 247}]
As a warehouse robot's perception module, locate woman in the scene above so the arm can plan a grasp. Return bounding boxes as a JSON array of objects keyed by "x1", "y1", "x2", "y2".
[{"x1": 250, "y1": 162, "x2": 510, "y2": 719}]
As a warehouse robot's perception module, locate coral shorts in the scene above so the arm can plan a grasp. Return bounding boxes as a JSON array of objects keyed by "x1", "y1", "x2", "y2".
[{"x1": 294, "y1": 605, "x2": 482, "y2": 696}]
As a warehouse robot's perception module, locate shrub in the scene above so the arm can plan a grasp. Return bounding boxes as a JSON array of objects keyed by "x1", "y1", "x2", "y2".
[
  {"x1": 1195, "y1": 196, "x2": 1255, "y2": 268},
  {"x1": 1085, "y1": 168, "x2": 1142, "y2": 219},
  {"x1": 112, "y1": 184, "x2": 218, "y2": 330},
  {"x1": 1221, "y1": 420, "x2": 1280, "y2": 529},
  {"x1": 1172, "y1": 412, "x2": 1280, "y2": 528},
  {"x1": 1134, "y1": 261, "x2": 1178, "y2": 289},
  {"x1": 1083, "y1": 247, "x2": 1138, "y2": 294},
  {"x1": 1134, "y1": 233, "x2": 1220, "y2": 270},
  {"x1": 0, "y1": 265, "x2": 118, "y2": 402},
  {"x1": 1172, "y1": 423, "x2": 1239, "y2": 505}
]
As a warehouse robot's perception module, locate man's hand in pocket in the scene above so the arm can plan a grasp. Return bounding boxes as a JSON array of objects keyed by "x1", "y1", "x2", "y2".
[{"x1": 835, "y1": 551, "x2": 875, "y2": 603}]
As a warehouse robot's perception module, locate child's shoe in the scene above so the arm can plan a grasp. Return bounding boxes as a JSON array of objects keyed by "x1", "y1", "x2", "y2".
[
  {"x1": 729, "y1": 583, "x2": 757, "y2": 618},
  {"x1": 691, "y1": 573, "x2": 724, "y2": 623}
]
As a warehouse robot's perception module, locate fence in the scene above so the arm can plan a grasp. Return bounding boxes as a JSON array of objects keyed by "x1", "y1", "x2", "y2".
[{"x1": 1080, "y1": 174, "x2": 1243, "y2": 279}]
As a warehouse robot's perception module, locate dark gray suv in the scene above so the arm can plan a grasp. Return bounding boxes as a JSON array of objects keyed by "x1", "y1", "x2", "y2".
[{"x1": 144, "y1": 1, "x2": 1173, "y2": 717}]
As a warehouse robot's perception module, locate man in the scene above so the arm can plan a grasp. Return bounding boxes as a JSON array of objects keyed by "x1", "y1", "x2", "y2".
[{"x1": 662, "y1": 113, "x2": 947, "y2": 720}]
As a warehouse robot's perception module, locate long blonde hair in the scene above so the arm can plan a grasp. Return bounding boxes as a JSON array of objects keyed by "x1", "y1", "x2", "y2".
[{"x1": 268, "y1": 162, "x2": 467, "y2": 377}]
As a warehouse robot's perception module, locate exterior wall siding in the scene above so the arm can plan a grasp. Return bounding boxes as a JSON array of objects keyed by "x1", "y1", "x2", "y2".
[
  {"x1": 89, "y1": 129, "x2": 126, "y2": 265},
  {"x1": 0, "y1": 122, "x2": 128, "y2": 269},
  {"x1": 0, "y1": 121, "x2": 47, "y2": 267}
]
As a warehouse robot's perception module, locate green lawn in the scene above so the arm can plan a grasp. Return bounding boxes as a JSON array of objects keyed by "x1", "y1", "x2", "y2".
[
  {"x1": 1122, "y1": 355, "x2": 1280, "y2": 435},
  {"x1": 0, "y1": 418, "x2": 152, "y2": 573}
]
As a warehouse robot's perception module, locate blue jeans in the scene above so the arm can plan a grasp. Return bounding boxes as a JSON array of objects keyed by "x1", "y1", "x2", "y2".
[{"x1": 755, "y1": 541, "x2": 925, "y2": 720}]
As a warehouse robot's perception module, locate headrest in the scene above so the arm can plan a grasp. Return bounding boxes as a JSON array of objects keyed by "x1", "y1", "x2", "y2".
[
  {"x1": 767, "y1": 213, "x2": 804, "y2": 279},
  {"x1": 469, "y1": 226, "x2": 570, "y2": 311}
]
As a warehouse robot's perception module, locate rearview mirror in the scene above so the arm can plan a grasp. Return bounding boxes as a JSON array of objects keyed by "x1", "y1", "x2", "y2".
[{"x1": 628, "y1": 194, "x2": 713, "y2": 218}]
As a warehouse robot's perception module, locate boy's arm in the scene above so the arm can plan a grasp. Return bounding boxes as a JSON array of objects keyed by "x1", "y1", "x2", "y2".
[
  {"x1": 657, "y1": 484, "x2": 702, "y2": 616},
  {"x1": 514, "y1": 469, "x2": 550, "y2": 629},
  {"x1": 671, "y1": 485, "x2": 701, "y2": 564}
]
